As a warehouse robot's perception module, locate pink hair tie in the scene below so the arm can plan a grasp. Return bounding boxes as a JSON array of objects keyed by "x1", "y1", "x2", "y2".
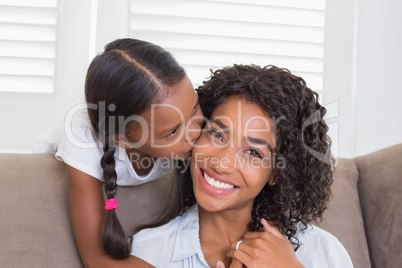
[{"x1": 104, "y1": 198, "x2": 118, "y2": 210}]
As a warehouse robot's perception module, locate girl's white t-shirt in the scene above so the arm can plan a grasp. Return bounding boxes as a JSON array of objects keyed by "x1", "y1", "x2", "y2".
[{"x1": 55, "y1": 110, "x2": 173, "y2": 186}]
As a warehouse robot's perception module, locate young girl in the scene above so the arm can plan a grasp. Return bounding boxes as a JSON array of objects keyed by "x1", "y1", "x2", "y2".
[
  {"x1": 56, "y1": 38, "x2": 203, "y2": 267},
  {"x1": 131, "y1": 65, "x2": 353, "y2": 267}
]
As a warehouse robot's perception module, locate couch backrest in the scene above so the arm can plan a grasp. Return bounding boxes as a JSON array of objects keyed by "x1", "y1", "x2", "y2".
[
  {"x1": 354, "y1": 144, "x2": 402, "y2": 268},
  {"x1": 0, "y1": 154, "x2": 174, "y2": 268},
  {"x1": 0, "y1": 154, "x2": 83, "y2": 267},
  {"x1": 315, "y1": 158, "x2": 371, "y2": 268},
  {"x1": 2, "y1": 144, "x2": 401, "y2": 267}
]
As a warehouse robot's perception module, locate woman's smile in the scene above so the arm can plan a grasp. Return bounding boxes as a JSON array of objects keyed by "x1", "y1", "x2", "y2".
[{"x1": 198, "y1": 169, "x2": 239, "y2": 196}]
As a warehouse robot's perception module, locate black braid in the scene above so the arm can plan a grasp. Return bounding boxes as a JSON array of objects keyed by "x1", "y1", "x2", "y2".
[
  {"x1": 100, "y1": 141, "x2": 131, "y2": 259},
  {"x1": 101, "y1": 145, "x2": 117, "y2": 198}
]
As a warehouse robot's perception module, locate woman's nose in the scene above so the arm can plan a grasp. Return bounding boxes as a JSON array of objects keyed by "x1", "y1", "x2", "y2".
[{"x1": 209, "y1": 146, "x2": 237, "y2": 174}]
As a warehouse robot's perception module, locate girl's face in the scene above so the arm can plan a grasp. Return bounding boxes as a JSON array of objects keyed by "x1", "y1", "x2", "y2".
[
  {"x1": 121, "y1": 75, "x2": 204, "y2": 160},
  {"x1": 190, "y1": 96, "x2": 276, "y2": 213}
]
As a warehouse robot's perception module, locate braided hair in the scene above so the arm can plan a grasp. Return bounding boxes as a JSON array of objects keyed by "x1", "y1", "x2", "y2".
[{"x1": 85, "y1": 38, "x2": 186, "y2": 259}]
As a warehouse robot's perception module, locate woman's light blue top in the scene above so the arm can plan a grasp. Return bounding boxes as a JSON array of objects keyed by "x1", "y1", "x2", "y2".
[{"x1": 131, "y1": 205, "x2": 353, "y2": 268}]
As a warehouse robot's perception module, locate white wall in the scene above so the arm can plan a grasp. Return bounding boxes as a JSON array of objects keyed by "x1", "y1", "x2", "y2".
[
  {"x1": 354, "y1": 0, "x2": 402, "y2": 156},
  {"x1": 1, "y1": 0, "x2": 401, "y2": 157},
  {"x1": 0, "y1": 1, "x2": 93, "y2": 153},
  {"x1": 324, "y1": 0, "x2": 402, "y2": 158},
  {"x1": 324, "y1": 0, "x2": 358, "y2": 158},
  {"x1": 0, "y1": 0, "x2": 129, "y2": 153}
]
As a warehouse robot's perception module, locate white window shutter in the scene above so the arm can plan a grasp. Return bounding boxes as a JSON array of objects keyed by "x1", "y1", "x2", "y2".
[
  {"x1": 129, "y1": 0, "x2": 325, "y2": 92},
  {"x1": 0, "y1": 0, "x2": 58, "y2": 93}
]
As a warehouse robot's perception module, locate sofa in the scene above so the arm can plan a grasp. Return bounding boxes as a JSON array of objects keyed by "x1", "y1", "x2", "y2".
[{"x1": 1, "y1": 144, "x2": 401, "y2": 268}]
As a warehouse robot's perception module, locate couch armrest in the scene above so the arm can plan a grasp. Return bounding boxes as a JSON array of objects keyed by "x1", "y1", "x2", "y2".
[
  {"x1": 0, "y1": 154, "x2": 82, "y2": 267},
  {"x1": 354, "y1": 143, "x2": 402, "y2": 268},
  {"x1": 315, "y1": 158, "x2": 371, "y2": 268}
]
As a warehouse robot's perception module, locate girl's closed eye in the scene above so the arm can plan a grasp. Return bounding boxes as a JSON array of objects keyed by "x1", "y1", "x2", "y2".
[
  {"x1": 193, "y1": 103, "x2": 200, "y2": 113},
  {"x1": 166, "y1": 127, "x2": 179, "y2": 137},
  {"x1": 192, "y1": 94, "x2": 200, "y2": 113}
]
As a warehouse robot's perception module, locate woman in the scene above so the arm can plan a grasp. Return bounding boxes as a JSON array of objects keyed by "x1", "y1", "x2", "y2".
[{"x1": 130, "y1": 65, "x2": 353, "y2": 267}]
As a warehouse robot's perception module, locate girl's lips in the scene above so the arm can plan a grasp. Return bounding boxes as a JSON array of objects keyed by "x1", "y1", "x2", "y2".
[{"x1": 198, "y1": 169, "x2": 239, "y2": 196}]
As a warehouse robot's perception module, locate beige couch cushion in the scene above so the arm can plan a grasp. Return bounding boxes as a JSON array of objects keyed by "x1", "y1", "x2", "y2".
[
  {"x1": 354, "y1": 144, "x2": 402, "y2": 268},
  {"x1": 315, "y1": 158, "x2": 371, "y2": 268},
  {"x1": 0, "y1": 154, "x2": 173, "y2": 268},
  {"x1": 0, "y1": 154, "x2": 82, "y2": 267}
]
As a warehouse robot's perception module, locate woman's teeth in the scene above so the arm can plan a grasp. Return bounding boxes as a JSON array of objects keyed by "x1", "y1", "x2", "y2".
[{"x1": 203, "y1": 171, "x2": 235, "y2": 190}]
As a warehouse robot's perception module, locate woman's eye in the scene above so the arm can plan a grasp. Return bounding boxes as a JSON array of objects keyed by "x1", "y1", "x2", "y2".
[
  {"x1": 246, "y1": 149, "x2": 263, "y2": 159},
  {"x1": 207, "y1": 129, "x2": 223, "y2": 142}
]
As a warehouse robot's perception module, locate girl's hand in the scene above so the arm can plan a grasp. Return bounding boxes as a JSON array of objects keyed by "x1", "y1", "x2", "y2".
[{"x1": 226, "y1": 219, "x2": 304, "y2": 268}]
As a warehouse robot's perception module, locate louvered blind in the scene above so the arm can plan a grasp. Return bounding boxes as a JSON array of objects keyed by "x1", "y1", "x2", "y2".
[
  {"x1": 0, "y1": 0, "x2": 58, "y2": 93},
  {"x1": 129, "y1": 0, "x2": 326, "y2": 91}
]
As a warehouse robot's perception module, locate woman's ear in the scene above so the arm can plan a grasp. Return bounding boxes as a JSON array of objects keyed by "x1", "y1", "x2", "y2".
[{"x1": 268, "y1": 170, "x2": 278, "y2": 186}]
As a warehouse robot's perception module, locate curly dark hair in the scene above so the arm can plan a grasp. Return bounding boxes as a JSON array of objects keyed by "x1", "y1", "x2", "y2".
[
  {"x1": 144, "y1": 64, "x2": 334, "y2": 250},
  {"x1": 196, "y1": 64, "x2": 334, "y2": 249}
]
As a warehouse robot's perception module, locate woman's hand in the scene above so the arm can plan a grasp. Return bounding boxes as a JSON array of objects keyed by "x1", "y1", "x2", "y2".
[
  {"x1": 215, "y1": 259, "x2": 243, "y2": 268},
  {"x1": 223, "y1": 219, "x2": 304, "y2": 268}
]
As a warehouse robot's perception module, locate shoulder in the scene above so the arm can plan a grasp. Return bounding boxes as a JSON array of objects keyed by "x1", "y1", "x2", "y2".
[
  {"x1": 60, "y1": 108, "x2": 97, "y2": 144},
  {"x1": 294, "y1": 224, "x2": 353, "y2": 268},
  {"x1": 55, "y1": 108, "x2": 103, "y2": 178},
  {"x1": 131, "y1": 205, "x2": 200, "y2": 267},
  {"x1": 131, "y1": 215, "x2": 183, "y2": 266},
  {"x1": 133, "y1": 215, "x2": 183, "y2": 243}
]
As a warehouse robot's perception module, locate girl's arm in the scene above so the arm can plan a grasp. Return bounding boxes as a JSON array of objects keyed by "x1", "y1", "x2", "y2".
[{"x1": 67, "y1": 165, "x2": 154, "y2": 268}]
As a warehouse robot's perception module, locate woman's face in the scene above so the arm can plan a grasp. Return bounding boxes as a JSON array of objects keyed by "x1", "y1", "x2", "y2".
[{"x1": 190, "y1": 95, "x2": 276, "y2": 213}]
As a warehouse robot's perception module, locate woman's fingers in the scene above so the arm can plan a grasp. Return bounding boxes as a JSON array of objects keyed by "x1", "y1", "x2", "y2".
[
  {"x1": 226, "y1": 223, "x2": 302, "y2": 268},
  {"x1": 215, "y1": 260, "x2": 225, "y2": 268},
  {"x1": 226, "y1": 221, "x2": 290, "y2": 267},
  {"x1": 227, "y1": 247, "x2": 252, "y2": 267},
  {"x1": 230, "y1": 239, "x2": 254, "y2": 256},
  {"x1": 215, "y1": 258, "x2": 243, "y2": 268},
  {"x1": 261, "y1": 218, "x2": 285, "y2": 239},
  {"x1": 228, "y1": 259, "x2": 244, "y2": 268}
]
